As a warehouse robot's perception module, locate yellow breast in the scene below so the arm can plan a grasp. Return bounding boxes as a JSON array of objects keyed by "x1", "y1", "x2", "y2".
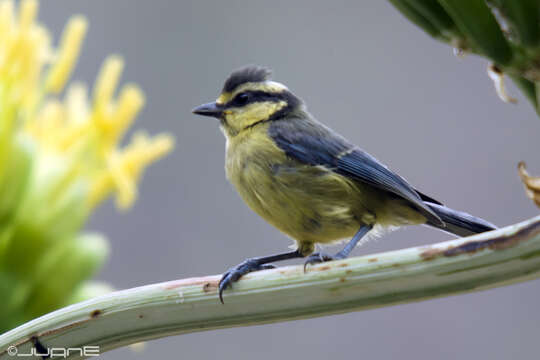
[{"x1": 224, "y1": 124, "x2": 366, "y2": 253}]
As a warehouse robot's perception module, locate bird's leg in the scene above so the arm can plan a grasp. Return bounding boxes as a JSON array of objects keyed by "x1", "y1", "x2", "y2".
[
  {"x1": 304, "y1": 225, "x2": 373, "y2": 270},
  {"x1": 219, "y1": 249, "x2": 303, "y2": 303}
]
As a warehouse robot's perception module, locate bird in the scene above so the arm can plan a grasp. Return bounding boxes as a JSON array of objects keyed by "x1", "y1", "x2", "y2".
[{"x1": 193, "y1": 65, "x2": 496, "y2": 303}]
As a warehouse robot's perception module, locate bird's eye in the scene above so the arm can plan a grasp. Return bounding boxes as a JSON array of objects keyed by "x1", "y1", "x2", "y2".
[{"x1": 234, "y1": 93, "x2": 250, "y2": 106}]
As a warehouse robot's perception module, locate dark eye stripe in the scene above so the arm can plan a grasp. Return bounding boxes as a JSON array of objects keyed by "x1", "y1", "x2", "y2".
[{"x1": 226, "y1": 90, "x2": 283, "y2": 108}]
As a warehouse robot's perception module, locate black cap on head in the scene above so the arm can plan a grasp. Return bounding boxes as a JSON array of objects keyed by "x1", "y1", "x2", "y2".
[{"x1": 222, "y1": 65, "x2": 272, "y2": 93}]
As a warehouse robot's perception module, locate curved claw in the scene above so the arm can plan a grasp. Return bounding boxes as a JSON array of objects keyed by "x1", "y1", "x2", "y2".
[
  {"x1": 303, "y1": 252, "x2": 336, "y2": 272},
  {"x1": 218, "y1": 260, "x2": 276, "y2": 304}
]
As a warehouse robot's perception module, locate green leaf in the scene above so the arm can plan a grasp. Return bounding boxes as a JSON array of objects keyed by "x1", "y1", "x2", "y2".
[
  {"x1": 23, "y1": 233, "x2": 109, "y2": 319},
  {"x1": 509, "y1": 75, "x2": 539, "y2": 114},
  {"x1": 0, "y1": 135, "x2": 34, "y2": 226},
  {"x1": 404, "y1": 0, "x2": 461, "y2": 37},
  {"x1": 437, "y1": 0, "x2": 513, "y2": 65},
  {"x1": 388, "y1": 0, "x2": 445, "y2": 39},
  {"x1": 488, "y1": 0, "x2": 540, "y2": 47}
]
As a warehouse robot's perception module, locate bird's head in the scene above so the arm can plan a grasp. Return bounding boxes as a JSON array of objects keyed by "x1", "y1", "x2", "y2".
[{"x1": 193, "y1": 66, "x2": 302, "y2": 137}]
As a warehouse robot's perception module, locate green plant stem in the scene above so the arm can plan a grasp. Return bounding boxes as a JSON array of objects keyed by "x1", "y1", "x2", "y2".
[{"x1": 2, "y1": 216, "x2": 540, "y2": 359}]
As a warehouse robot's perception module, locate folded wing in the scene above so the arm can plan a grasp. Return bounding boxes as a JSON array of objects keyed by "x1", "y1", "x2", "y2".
[{"x1": 269, "y1": 119, "x2": 444, "y2": 226}]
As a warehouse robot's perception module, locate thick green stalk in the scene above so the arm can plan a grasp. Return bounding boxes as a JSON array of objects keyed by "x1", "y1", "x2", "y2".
[{"x1": 2, "y1": 216, "x2": 540, "y2": 359}]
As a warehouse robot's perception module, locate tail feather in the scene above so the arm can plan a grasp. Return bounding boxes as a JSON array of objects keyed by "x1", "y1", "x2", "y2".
[{"x1": 424, "y1": 202, "x2": 497, "y2": 237}]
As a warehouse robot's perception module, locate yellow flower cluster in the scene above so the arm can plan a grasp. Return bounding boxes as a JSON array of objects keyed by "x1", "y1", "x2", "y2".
[
  {"x1": 0, "y1": 0, "x2": 174, "y2": 331},
  {"x1": 0, "y1": 0, "x2": 173, "y2": 211}
]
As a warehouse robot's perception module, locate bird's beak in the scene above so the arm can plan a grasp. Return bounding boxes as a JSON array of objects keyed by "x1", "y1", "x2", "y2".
[{"x1": 192, "y1": 102, "x2": 222, "y2": 119}]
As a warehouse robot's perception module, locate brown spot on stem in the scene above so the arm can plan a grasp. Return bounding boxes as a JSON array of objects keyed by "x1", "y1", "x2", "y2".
[
  {"x1": 368, "y1": 258, "x2": 378, "y2": 263},
  {"x1": 339, "y1": 277, "x2": 346, "y2": 282},
  {"x1": 420, "y1": 248, "x2": 441, "y2": 261},
  {"x1": 90, "y1": 309, "x2": 102, "y2": 318},
  {"x1": 163, "y1": 276, "x2": 220, "y2": 290},
  {"x1": 420, "y1": 219, "x2": 540, "y2": 260},
  {"x1": 203, "y1": 282, "x2": 218, "y2": 293},
  {"x1": 338, "y1": 263, "x2": 348, "y2": 267},
  {"x1": 318, "y1": 266, "x2": 331, "y2": 271}
]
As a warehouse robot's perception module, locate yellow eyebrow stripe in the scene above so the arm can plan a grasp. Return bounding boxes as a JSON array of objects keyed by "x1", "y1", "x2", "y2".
[
  {"x1": 231, "y1": 81, "x2": 287, "y2": 97},
  {"x1": 217, "y1": 81, "x2": 288, "y2": 106}
]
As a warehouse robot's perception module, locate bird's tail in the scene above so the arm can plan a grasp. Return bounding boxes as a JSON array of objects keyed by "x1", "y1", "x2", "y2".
[{"x1": 424, "y1": 202, "x2": 497, "y2": 237}]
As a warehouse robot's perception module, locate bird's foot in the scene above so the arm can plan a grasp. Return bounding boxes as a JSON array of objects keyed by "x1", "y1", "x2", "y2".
[
  {"x1": 219, "y1": 259, "x2": 276, "y2": 303},
  {"x1": 303, "y1": 252, "x2": 344, "y2": 272}
]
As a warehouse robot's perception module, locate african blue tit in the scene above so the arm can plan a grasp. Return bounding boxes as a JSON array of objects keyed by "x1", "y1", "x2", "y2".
[{"x1": 193, "y1": 66, "x2": 496, "y2": 303}]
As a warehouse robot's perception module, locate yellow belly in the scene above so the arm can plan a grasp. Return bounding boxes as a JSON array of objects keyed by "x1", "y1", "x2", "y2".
[{"x1": 225, "y1": 126, "x2": 425, "y2": 255}]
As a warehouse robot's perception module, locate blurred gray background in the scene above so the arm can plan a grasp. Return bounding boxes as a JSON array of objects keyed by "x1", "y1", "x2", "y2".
[{"x1": 42, "y1": 1, "x2": 540, "y2": 359}]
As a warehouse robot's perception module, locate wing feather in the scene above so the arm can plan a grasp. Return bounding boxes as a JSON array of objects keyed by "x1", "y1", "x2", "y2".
[{"x1": 269, "y1": 119, "x2": 444, "y2": 226}]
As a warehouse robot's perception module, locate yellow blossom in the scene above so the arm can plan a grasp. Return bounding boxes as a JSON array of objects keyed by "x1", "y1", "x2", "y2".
[
  {"x1": 0, "y1": 0, "x2": 174, "y2": 332},
  {"x1": 0, "y1": 0, "x2": 174, "y2": 211},
  {"x1": 45, "y1": 16, "x2": 87, "y2": 94}
]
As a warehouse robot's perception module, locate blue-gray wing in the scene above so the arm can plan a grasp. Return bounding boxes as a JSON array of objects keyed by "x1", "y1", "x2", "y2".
[{"x1": 269, "y1": 119, "x2": 444, "y2": 226}]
